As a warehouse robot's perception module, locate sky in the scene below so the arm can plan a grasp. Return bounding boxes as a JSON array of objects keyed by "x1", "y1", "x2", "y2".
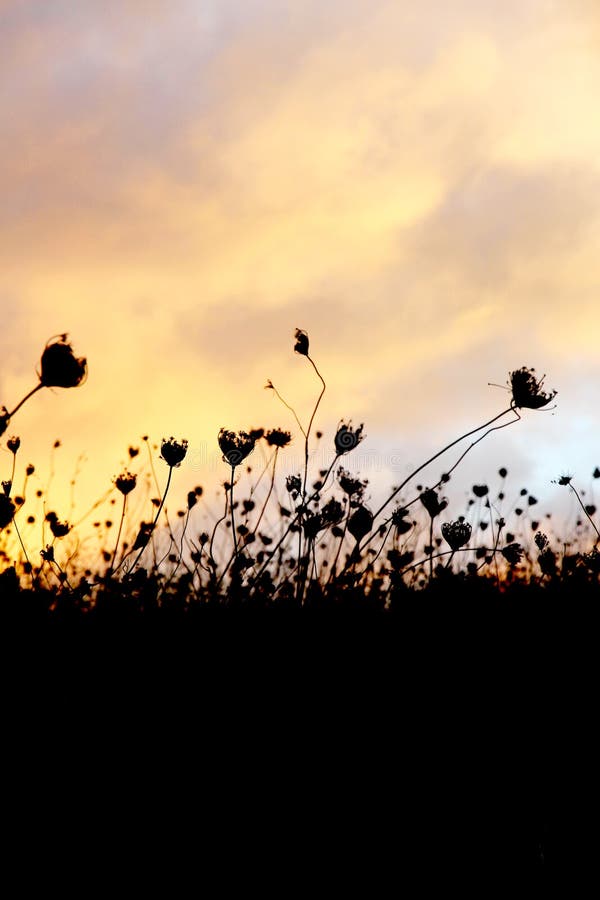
[{"x1": 2, "y1": 0, "x2": 600, "y2": 548}]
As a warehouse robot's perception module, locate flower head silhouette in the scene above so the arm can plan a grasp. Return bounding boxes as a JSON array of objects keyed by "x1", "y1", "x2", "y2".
[
  {"x1": 294, "y1": 328, "x2": 309, "y2": 356},
  {"x1": 334, "y1": 422, "x2": 365, "y2": 456},
  {"x1": 218, "y1": 429, "x2": 255, "y2": 467},
  {"x1": 441, "y1": 520, "x2": 472, "y2": 550},
  {"x1": 39, "y1": 334, "x2": 87, "y2": 389},
  {"x1": 160, "y1": 438, "x2": 188, "y2": 468},
  {"x1": 509, "y1": 368, "x2": 556, "y2": 410}
]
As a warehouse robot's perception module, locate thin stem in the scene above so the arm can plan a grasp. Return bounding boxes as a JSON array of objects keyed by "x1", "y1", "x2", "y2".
[
  {"x1": 129, "y1": 465, "x2": 173, "y2": 574},
  {"x1": 372, "y1": 406, "x2": 515, "y2": 525},
  {"x1": 7, "y1": 383, "x2": 44, "y2": 419},
  {"x1": 570, "y1": 484, "x2": 600, "y2": 544},
  {"x1": 268, "y1": 384, "x2": 307, "y2": 439},
  {"x1": 108, "y1": 494, "x2": 128, "y2": 576},
  {"x1": 251, "y1": 448, "x2": 278, "y2": 536},
  {"x1": 230, "y1": 466, "x2": 239, "y2": 560},
  {"x1": 251, "y1": 455, "x2": 340, "y2": 584}
]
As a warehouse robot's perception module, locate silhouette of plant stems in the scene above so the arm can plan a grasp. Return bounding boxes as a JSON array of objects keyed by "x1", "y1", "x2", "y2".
[
  {"x1": 347, "y1": 407, "x2": 521, "y2": 568},
  {"x1": 108, "y1": 494, "x2": 129, "y2": 576},
  {"x1": 251, "y1": 448, "x2": 279, "y2": 536},
  {"x1": 295, "y1": 355, "x2": 326, "y2": 603},
  {"x1": 251, "y1": 455, "x2": 340, "y2": 586},
  {"x1": 328, "y1": 501, "x2": 352, "y2": 581},
  {"x1": 229, "y1": 466, "x2": 239, "y2": 560},
  {"x1": 568, "y1": 484, "x2": 600, "y2": 545},
  {"x1": 6, "y1": 383, "x2": 44, "y2": 419},
  {"x1": 129, "y1": 466, "x2": 173, "y2": 574}
]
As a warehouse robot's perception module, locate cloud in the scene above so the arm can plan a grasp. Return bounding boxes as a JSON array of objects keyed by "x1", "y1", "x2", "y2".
[{"x1": 2, "y1": 0, "x2": 600, "y2": 527}]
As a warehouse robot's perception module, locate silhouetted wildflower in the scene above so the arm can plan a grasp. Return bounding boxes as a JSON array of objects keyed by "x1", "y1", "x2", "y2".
[
  {"x1": 556, "y1": 474, "x2": 573, "y2": 486},
  {"x1": 7, "y1": 436, "x2": 20, "y2": 454},
  {"x1": 116, "y1": 472, "x2": 137, "y2": 495},
  {"x1": 535, "y1": 532, "x2": 549, "y2": 551},
  {"x1": 218, "y1": 429, "x2": 255, "y2": 467},
  {"x1": 322, "y1": 497, "x2": 344, "y2": 526},
  {"x1": 160, "y1": 438, "x2": 188, "y2": 468},
  {"x1": 539, "y1": 547, "x2": 556, "y2": 577},
  {"x1": 128, "y1": 446, "x2": 139, "y2": 459},
  {"x1": 419, "y1": 488, "x2": 447, "y2": 518},
  {"x1": 40, "y1": 545, "x2": 55, "y2": 562},
  {"x1": 265, "y1": 428, "x2": 292, "y2": 448},
  {"x1": 472, "y1": 484, "x2": 488, "y2": 498},
  {"x1": 249, "y1": 428, "x2": 265, "y2": 441},
  {"x1": 294, "y1": 328, "x2": 309, "y2": 356},
  {"x1": 39, "y1": 334, "x2": 87, "y2": 388},
  {"x1": 337, "y1": 467, "x2": 366, "y2": 498},
  {"x1": 286, "y1": 474, "x2": 302, "y2": 500},
  {"x1": 392, "y1": 506, "x2": 412, "y2": 536},
  {"x1": 0, "y1": 495, "x2": 15, "y2": 528},
  {"x1": 441, "y1": 520, "x2": 472, "y2": 550},
  {"x1": 133, "y1": 522, "x2": 154, "y2": 550},
  {"x1": 303, "y1": 512, "x2": 324, "y2": 540},
  {"x1": 509, "y1": 367, "x2": 556, "y2": 410},
  {"x1": 501, "y1": 543, "x2": 524, "y2": 565},
  {"x1": 49, "y1": 518, "x2": 70, "y2": 538},
  {"x1": 348, "y1": 505, "x2": 373, "y2": 541},
  {"x1": 2, "y1": 480, "x2": 11, "y2": 497},
  {"x1": 187, "y1": 491, "x2": 197, "y2": 510},
  {"x1": 334, "y1": 422, "x2": 365, "y2": 456},
  {"x1": 498, "y1": 467, "x2": 508, "y2": 478}
]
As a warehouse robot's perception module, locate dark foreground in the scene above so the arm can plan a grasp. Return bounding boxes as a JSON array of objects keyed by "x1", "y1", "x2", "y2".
[{"x1": 1, "y1": 578, "x2": 599, "y2": 886}]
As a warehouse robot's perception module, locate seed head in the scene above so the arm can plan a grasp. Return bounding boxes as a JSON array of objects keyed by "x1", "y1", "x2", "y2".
[
  {"x1": 419, "y1": 488, "x2": 447, "y2": 519},
  {"x1": 334, "y1": 422, "x2": 365, "y2": 456},
  {"x1": 116, "y1": 472, "x2": 137, "y2": 495},
  {"x1": 509, "y1": 367, "x2": 556, "y2": 410},
  {"x1": 294, "y1": 328, "x2": 309, "y2": 356},
  {"x1": 441, "y1": 520, "x2": 472, "y2": 550},
  {"x1": 218, "y1": 429, "x2": 255, "y2": 467},
  {"x1": 348, "y1": 505, "x2": 373, "y2": 541},
  {"x1": 39, "y1": 334, "x2": 87, "y2": 388},
  {"x1": 501, "y1": 542, "x2": 524, "y2": 565},
  {"x1": 160, "y1": 438, "x2": 188, "y2": 468},
  {"x1": 265, "y1": 428, "x2": 292, "y2": 448}
]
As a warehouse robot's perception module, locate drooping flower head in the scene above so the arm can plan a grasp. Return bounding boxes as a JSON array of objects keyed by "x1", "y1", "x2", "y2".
[
  {"x1": 39, "y1": 334, "x2": 87, "y2": 388},
  {"x1": 334, "y1": 421, "x2": 365, "y2": 456},
  {"x1": 218, "y1": 429, "x2": 255, "y2": 467},
  {"x1": 294, "y1": 328, "x2": 309, "y2": 356},
  {"x1": 160, "y1": 438, "x2": 188, "y2": 468},
  {"x1": 509, "y1": 367, "x2": 556, "y2": 410}
]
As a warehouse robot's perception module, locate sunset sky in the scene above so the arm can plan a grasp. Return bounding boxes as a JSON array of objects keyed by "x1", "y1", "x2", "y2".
[{"x1": 2, "y1": 0, "x2": 600, "y2": 543}]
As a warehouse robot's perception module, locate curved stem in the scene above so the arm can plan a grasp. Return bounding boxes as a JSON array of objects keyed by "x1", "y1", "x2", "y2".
[
  {"x1": 8, "y1": 383, "x2": 44, "y2": 419},
  {"x1": 251, "y1": 448, "x2": 278, "y2": 536},
  {"x1": 372, "y1": 406, "x2": 515, "y2": 525},
  {"x1": 230, "y1": 465, "x2": 238, "y2": 560}
]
